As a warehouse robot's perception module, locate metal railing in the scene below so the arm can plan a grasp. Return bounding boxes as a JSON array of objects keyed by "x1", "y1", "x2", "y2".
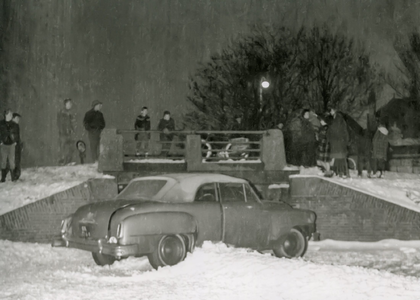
[{"x1": 117, "y1": 130, "x2": 266, "y2": 162}]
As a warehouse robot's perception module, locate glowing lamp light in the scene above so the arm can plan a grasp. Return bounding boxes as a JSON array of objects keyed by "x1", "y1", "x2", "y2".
[{"x1": 261, "y1": 78, "x2": 270, "y2": 88}]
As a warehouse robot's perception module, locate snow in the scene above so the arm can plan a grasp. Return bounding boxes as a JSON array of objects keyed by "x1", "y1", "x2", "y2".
[
  {"x1": 128, "y1": 158, "x2": 185, "y2": 163},
  {"x1": 1, "y1": 239, "x2": 420, "y2": 299},
  {"x1": 297, "y1": 167, "x2": 420, "y2": 214},
  {"x1": 0, "y1": 164, "x2": 113, "y2": 216},
  {"x1": 2, "y1": 165, "x2": 420, "y2": 298}
]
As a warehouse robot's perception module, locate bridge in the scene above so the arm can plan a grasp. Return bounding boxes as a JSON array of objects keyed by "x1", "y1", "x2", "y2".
[{"x1": 98, "y1": 128, "x2": 297, "y2": 198}]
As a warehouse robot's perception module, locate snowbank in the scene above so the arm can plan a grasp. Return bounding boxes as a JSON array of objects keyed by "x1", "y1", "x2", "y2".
[
  {"x1": 1, "y1": 240, "x2": 420, "y2": 299},
  {"x1": 0, "y1": 164, "x2": 113, "y2": 216}
]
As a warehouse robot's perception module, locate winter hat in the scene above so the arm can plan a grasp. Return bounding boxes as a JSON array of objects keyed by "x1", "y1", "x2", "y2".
[{"x1": 91, "y1": 100, "x2": 102, "y2": 108}]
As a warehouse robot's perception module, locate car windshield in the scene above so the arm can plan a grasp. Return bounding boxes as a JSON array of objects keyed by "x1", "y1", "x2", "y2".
[{"x1": 117, "y1": 179, "x2": 167, "y2": 200}]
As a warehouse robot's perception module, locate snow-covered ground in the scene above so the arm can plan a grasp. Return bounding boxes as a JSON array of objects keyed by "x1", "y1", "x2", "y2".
[
  {"x1": 2, "y1": 165, "x2": 420, "y2": 298},
  {"x1": 1, "y1": 239, "x2": 420, "y2": 300},
  {"x1": 0, "y1": 164, "x2": 113, "y2": 216}
]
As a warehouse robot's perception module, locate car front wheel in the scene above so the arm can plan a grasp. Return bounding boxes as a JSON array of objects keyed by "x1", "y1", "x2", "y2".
[
  {"x1": 92, "y1": 252, "x2": 116, "y2": 266},
  {"x1": 148, "y1": 234, "x2": 187, "y2": 269},
  {"x1": 273, "y1": 228, "x2": 308, "y2": 258}
]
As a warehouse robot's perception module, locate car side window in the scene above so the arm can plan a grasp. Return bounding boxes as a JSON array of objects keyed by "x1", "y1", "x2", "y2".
[
  {"x1": 219, "y1": 183, "x2": 245, "y2": 202},
  {"x1": 244, "y1": 184, "x2": 259, "y2": 203},
  {"x1": 194, "y1": 183, "x2": 217, "y2": 202}
]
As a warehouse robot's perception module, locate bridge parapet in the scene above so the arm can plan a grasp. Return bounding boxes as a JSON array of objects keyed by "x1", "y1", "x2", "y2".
[
  {"x1": 99, "y1": 128, "x2": 293, "y2": 198},
  {"x1": 99, "y1": 128, "x2": 286, "y2": 171}
]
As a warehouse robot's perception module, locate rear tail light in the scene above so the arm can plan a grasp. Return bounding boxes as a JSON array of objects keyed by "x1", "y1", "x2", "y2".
[
  {"x1": 61, "y1": 216, "x2": 73, "y2": 234},
  {"x1": 117, "y1": 223, "x2": 123, "y2": 238},
  {"x1": 308, "y1": 212, "x2": 316, "y2": 223}
]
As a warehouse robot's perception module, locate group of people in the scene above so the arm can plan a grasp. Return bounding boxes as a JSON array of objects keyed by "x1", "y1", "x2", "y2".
[
  {"x1": 287, "y1": 105, "x2": 390, "y2": 179},
  {"x1": 0, "y1": 109, "x2": 22, "y2": 182},
  {"x1": 57, "y1": 99, "x2": 177, "y2": 166},
  {"x1": 134, "y1": 107, "x2": 176, "y2": 157}
]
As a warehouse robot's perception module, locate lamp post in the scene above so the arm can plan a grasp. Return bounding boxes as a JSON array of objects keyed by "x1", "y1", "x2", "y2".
[{"x1": 259, "y1": 76, "x2": 270, "y2": 112}]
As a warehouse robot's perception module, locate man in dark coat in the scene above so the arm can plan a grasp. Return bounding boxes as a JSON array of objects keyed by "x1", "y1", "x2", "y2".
[
  {"x1": 57, "y1": 98, "x2": 76, "y2": 165},
  {"x1": 327, "y1": 107, "x2": 350, "y2": 178},
  {"x1": 83, "y1": 100, "x2": 105, "y2": 162},
  {"x1": 5, "y1": 113, "x2": 23, "y2": 180},
  {"x1": 134, "y1": 106, "x2": 151, "y2": 156},
  {"x1": 297, "y1": 109, "x2": 317, "y2": 167},
  {"x1": 356, "y1": 130, "x2": 373, "y2": 178},
  {"x1": 157, "y1": 111, "x2": 175, "y2": 157},
  {"x1": 0, "y1": 109, "x2": 19, "y2": 182}
]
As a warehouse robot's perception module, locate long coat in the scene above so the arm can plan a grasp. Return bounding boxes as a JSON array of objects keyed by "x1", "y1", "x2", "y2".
[
  {"x1": 372, "y1": 127, "x2": 389, "y2": 160},
  {"x1": 326, "y1": 113, "x2": 349, "y2": 159}
]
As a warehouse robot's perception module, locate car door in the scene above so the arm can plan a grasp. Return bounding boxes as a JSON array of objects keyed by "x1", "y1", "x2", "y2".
[
  {"x1": 185, "y1": 182, "x2": 224, "y2": 245},
  {"x1": 219, "y1": 182, "x2": 265, "y2": 248}
]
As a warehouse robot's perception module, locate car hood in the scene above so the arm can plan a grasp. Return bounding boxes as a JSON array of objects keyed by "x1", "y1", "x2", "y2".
[{"x1": 70, "y1": 200, "x2": 142, "y2": 239}]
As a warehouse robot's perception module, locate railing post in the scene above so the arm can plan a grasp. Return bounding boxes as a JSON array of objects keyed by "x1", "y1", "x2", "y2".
[
  {"x1": 186, "y1": 134, "x2": 202, "y2": 170},
  {"x1": 98, "y1": 128, "x2": 124, "y2": 172},
  {"x1": 261, "y1": 129, "x2": 286, "y2": 170}
]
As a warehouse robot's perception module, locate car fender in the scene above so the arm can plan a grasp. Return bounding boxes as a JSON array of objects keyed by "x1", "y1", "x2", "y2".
[{"x1": 121, "y1": 211, "x2": 197, "y2": 238}]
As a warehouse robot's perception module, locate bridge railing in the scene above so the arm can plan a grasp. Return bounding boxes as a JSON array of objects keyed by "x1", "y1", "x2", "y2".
[
  {"x1": 99, "y1": 128, "x2": 287, "y2": 173},
  {"x1": 117, "y1": 130, "x2": 265, "y2": 162}
]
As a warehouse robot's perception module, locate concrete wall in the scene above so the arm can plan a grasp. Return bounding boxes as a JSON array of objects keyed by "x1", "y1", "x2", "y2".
[
  {"x1": 287, "y1": 176, "x2": 420, "y2": 241},
  {"x1": 0, "y1": 178, "x2": 117, "y2": 243},
  {"x1": 3, "y1": 0, "x2": 420, "y2": 166}
]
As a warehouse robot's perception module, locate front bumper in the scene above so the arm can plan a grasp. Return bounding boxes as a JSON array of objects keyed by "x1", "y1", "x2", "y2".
[{"x1": 52, "y1": 236, "x2": 152, "y2": 258}]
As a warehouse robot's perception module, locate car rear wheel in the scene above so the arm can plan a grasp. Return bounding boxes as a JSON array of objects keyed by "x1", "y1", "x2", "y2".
[
  {"x1": 148, "y1": 234, "x2": 187, "y2": 269},
  {"x1": 273, "y1": 228, "x2": 308, "y2": 258},
  {"x1": 92, "y1": 252, "x2": 116, "y2": 266}
]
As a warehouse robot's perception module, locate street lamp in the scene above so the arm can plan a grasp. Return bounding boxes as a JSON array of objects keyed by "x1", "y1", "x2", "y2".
[
  {"x1": 261, "y1": 77, "x2": 270, "y2": 89},
  {"x1": 259, "y1": 77, "x2": 270, "y2": 112}
]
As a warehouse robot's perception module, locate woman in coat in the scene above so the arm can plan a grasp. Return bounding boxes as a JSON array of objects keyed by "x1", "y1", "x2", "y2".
[
  {"x1": 372, "y1": 123, "x2": 389, "y2": 178},
  {"x1": 327, "y1": 107, "x2": 350, "y2": 178}
]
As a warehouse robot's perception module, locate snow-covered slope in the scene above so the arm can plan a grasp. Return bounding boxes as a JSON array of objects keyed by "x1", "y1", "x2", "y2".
[{"x1": 0, "y1": 164, "x2": 113, "y2": 216}]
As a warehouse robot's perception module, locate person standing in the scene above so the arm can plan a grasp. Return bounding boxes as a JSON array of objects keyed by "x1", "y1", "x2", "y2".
[
  {"x1": 356, "y1": 130, "x2": 373, "y2": 178},
  {"x1": 157, "y1": 111, "x2": 175, "y2": 157},
  {"x1": 57, "y1": 98, "x2": 76, "y2": 165},
  {"x1": 372, "y1": 123, "x2": 389, "y2": 178},
  {"x1": 297, "y1": 109, "x2": 317, "y2": 167},
  {"x1": 134, "y1": 106, "x2": 151, "y2": 156},
  {"x1": 316, "y1": 116, "x2": 331, "y2": 174},
  {"x1": 8, "y1": 113, "x2": 22, "y2": 180},
  {"x1": 83, "y1": 100, "x2": 105, "y2": 162},
  {"x1": 327, "y1": 106, "x2": 350, "y2": 178},
  {"x1": 0, "y1": 109, "x2": 19, "y2": 182}
]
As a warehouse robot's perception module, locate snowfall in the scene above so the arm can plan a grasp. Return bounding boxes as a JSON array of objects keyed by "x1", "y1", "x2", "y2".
[{"x1": 2, "y1": 164, "x2": 420, "y2": 299}]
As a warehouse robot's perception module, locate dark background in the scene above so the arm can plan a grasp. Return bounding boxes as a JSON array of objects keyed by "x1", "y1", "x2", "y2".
[{"x1": 0, "y1": 0, "x2": 417, "y2": 166}]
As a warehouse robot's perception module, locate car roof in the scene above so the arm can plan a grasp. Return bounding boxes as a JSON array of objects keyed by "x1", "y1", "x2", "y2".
[
  {"x1": 130, "y1": 173, "x2": 247, "y2": 184},
  {"x1": 128, "y1": 173, "x2": 248, "y2": 202}
]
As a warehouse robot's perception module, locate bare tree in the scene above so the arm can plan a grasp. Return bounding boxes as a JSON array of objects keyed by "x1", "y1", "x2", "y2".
[
  {"x1": 299, "y1": 26, "x2": 379, "y2": 115},
  {"x1": 389, "y1": 32, "x2": 420, "y2": 101},
  {"x1": 184, "y1": 25, "x2": 379, "y2": 130}
]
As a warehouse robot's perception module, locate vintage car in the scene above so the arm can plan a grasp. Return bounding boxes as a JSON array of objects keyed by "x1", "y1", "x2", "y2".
[{"x1": 52, "y1": 173, "x2": 316, "y2": 269}]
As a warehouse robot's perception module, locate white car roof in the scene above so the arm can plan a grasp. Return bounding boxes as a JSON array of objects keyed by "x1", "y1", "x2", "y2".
[{"x1": 128, "y1": 173, "x2": 248, "y2": 202}]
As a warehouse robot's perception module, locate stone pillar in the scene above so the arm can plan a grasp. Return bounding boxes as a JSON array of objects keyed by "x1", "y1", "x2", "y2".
[
  {"x1": 261, "y1": 129, "x2": 286, "y2": 170},
  {"x1": 98, "y1": 128, "x2": 124, "y2": 172},
  {"x1": 186, "y1": 134, "x2": 202, "y2": 171}
]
